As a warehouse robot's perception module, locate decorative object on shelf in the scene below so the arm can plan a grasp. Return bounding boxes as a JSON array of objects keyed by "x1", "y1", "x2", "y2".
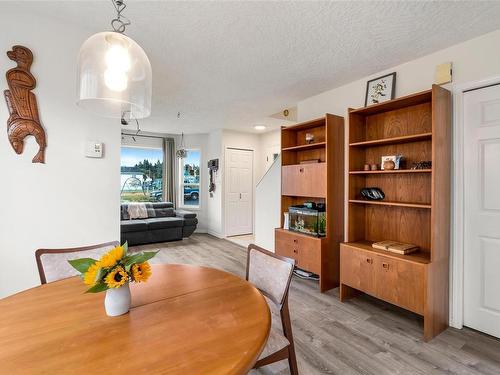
[
  {"x1": 4, "y1": 45, "x2": 46, "y2": 164},
  {"x1": 364, "y1": 72, "x2": 396, "y2": 106},
  {"x1": 372, "y1": 240, "x2": 419, "y2": 255},
  {"x1": 364, "y1": 164, "x2": 370, "y2": 171},
  {"x1": 77, "y1": 0, "x2": 152, "y2": 119},
  {"x1": 411, "y1": 160, "x2": 432, "y2": 170},
  {"x1": 176, "y1": 132, "x2": 187, "y2": 159},
  {"x1": 360, "y1": 187, "x2": 385, "y2": 200},
  {"x1": 208, "y1": 158, "x2": 219, "y2": 196},
  {"x1": 68, "y1": 242, "x2": 157, "y2": 316},
  {"x1": 381, "y1": 154, "x2": 403, "y2": 170},
  {"x1": 283, "y1": 212, "x2": 290, "y2": 230},
  {"x1": 300, "y1": 159, "x2": 320, "y2": 164},
  {"x1": 370, "y1": 163, "x2": 378, "y2": 171},
  {"x1": 305, "y1": 133, "x2": 314, "y2": 144}
]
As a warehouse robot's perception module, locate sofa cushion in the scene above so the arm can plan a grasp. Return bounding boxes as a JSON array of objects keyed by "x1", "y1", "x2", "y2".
[
  {"x1": 121, "y1": 219, "x2": 148, "y2": 233},
  {"x1": 121, "y1": 204, "x2": 130, "y2": 220},
  {"x1": 175, "y1": 210, "x2": 197, "y2": 219},
  {"x1": 145, "y1": 217, "x2": 184, "y2": 230},
  {"x1": 155, "y1": 208, "x2": 175, "y2": 218},
  {"x1": 183, "y1": 218, "x2": 198, "y2": 227},
  {"x1": 151, "y1": 202, "x2": 174, "y2": 209}
]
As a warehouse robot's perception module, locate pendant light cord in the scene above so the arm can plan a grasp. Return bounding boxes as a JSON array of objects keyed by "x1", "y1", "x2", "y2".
[{"x1": 111, "y1": 0, "x2": 131, "y2": 33}]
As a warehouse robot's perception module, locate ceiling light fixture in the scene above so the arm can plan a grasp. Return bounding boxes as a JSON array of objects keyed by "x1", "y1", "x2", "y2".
[
  {"x1": 76, "y1": 0, "x2": 152, "y2": 119},
  {"x1": 254, "y1": 125, "x2": 266, "y2": 131}
]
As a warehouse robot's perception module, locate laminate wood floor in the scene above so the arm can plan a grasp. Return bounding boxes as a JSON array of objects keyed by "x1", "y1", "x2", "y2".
[{"x1": 133, "y1": 234, "x2": 500, "y2": 375}]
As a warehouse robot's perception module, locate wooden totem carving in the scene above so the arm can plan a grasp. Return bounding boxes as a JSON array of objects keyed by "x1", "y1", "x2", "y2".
[{"x1": 4, "y1": 45, "x2": 46, "y2": 163}]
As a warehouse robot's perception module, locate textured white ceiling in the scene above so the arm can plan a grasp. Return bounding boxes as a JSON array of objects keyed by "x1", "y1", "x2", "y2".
[{"x1": 3, "y1": 1, "x2": 500, "y2": 133}]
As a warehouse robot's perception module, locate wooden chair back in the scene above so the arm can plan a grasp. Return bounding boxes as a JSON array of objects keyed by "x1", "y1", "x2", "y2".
[{"x1": 35, "y1": 241, "x2": 120, "y2": 284}]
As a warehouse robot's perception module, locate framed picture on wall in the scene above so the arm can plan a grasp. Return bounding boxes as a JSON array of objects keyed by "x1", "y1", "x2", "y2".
[{"x1": 364, "y1": 72, "x2": 396, "y2": 106}]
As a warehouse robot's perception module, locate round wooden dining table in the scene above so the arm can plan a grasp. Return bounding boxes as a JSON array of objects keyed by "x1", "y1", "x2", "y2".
[{"x1": 0, "y1": 264, "x2": 271, "y2": 374}]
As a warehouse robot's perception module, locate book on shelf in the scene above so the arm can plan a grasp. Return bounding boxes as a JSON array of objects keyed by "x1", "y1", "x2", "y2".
[{"x1": 372, "y1": 240, "x2": 419, "y2": 255}]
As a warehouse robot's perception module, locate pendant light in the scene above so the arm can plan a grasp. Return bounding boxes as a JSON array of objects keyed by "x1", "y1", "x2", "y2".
[
  {"x1": 176, "y1": 112, "x2": 187, "y2": 159},
  {"x1": 76, "y1": 0, "x2": 152, "y2": 119}
]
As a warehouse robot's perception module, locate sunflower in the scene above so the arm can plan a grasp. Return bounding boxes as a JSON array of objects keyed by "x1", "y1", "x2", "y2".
[
  {"x1": 99, "y1": 246, "x2": 124, "y2": 268},
  {"x1": 104, "y1": 266, "x2": 129, "y2": 288},
  {"x1": 131, "y1": 262, "x2": 152, "y2": 283},
  {"x1": 83, "y1": 262, "x2": 101, "y2": 286}
]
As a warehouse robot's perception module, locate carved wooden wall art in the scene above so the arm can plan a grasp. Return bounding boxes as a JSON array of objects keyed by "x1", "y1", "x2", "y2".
[{"x1": 4, "y1": 45, "x2": 46, "y2": 163}]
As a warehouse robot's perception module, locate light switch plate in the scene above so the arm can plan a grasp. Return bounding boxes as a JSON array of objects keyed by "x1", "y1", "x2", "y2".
[
  {"x1": 435, "y1": 62, "x2": 452, "y2": 85},
  {"x1": 85, "y1": 141, "x2": 103, "y2": 158}
]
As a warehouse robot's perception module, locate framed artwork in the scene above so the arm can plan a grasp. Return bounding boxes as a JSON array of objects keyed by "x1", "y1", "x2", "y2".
[{"x1": 364, "y1": 72, "x2": 396, "y2": 106}]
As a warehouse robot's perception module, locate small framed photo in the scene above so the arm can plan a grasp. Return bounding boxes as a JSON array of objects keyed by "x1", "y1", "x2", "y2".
[
  {"x1": 381, "y1": 154, "x2": 403, "y2": 170},
  {"x1": 365, "y1": 72, "x2": 396, "y2": 106}
]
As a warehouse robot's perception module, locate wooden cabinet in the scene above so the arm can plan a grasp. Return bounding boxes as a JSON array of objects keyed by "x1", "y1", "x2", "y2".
[
  {"x1": 275, "y1": 229, "x2": 321, "y2": 275},
  {"x1": 341, "y1": 86, "x2": 451, "y2": 341},
  {"x1": 282, "y1": 163, "x2": 326, "y2": 198},
  {"x1": 277, "y1": 114, "x2": 344, "y2": 292}
]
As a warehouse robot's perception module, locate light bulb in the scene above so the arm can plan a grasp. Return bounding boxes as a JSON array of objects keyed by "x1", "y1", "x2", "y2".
[
  {"x1": 104, "y1": 68, "x2": 128, "y2": 92},
  {"x1": 105, "y1": 44, "x2": 131, "y2": 72}
]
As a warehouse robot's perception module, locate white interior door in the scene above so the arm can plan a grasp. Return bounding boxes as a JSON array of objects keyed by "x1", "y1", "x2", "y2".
[
  {"x1": 226, "y1": 148, "x2": 253, "y2": 237},
  {"x1": 464, "y1": 83, "x2": 500, "y2": 338}
]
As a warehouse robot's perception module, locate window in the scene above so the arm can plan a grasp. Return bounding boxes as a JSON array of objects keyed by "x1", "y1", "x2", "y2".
[
  {"x1": 121, "y1": 147, "x2": 163, "y2": 202},
  {"x1": 179, "y1": 149, "x2": 201, "y2": 208}
]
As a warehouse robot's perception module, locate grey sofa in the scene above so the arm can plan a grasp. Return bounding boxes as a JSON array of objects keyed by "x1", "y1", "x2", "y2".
[{"x1": 120, "y1": 202, "x2": 197, "y2": 246}]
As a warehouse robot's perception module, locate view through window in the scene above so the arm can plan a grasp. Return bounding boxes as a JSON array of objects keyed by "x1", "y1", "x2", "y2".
[
  {"x1": 121, "y1": 147, "x2": 163, "y2": 202},
  {"x1": 180, "y1": 150, "x2": 200, "y2": 207}
]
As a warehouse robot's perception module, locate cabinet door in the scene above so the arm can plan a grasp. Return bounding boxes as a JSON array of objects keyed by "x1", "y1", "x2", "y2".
[
  {"x1": 296, "y1": 235, "x2": 321, "y2": 275},
  {"x1": 282, "y1": 163, "x2": 326, "y2": 197},
  {"x1": 374, "y1": 255, "x2": 425, "y2": 315},
  {"x1": 281, "y1": 165, "x2": 299, "y2": 196},
  {"x1": 304, "y1": 163, "x2": 327, "y2": 198},
  {"x1": 340, "y1": 245, "x2": 375, "y2": 294},
  {"x1": 275, "y1": 230, "x2": 299, "y2": 261}
]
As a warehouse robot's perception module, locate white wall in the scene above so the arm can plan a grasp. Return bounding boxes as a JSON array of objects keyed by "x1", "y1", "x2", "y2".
[
  {"x1": 206, "y1": 130, "x2": 224, "y2": 237},
  {"x1": 255, "y1": 155, "x2": 281, "y2": 251},
  {"x1": 257, "y1": 129, "x2": 281, "y2": 181},
  {"x1": 0, "y1": 12, "x2": 120, "y2": 298}
]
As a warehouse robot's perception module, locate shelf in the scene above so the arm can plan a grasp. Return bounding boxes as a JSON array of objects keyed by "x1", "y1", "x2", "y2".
[
  {"x1": 282, "y1": 117, "x2": 325, "y2": 131},
  {"x1": 282, "y1": 142, "x2": 326, "y2": 152},
  {"x1": 349, "y1": 132, "x2": 432, "y2": 147},
  {"x1": 349, "y1": 89, "x2": 432, "y2": 116},
  {"x1": 349, "y1": 199, "x2": 431, "y2": 209},
  {"x1": 349, "y1": 169, "x2": 432, "y2": 175},
  {"x1": 342, "y1": 240, "x2": 431, "y2": 264}
]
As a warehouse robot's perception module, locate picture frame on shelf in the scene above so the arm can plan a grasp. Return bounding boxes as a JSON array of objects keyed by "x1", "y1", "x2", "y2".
[{"x1": 364, "y1": 72, "x2": 396, "y2": 106}]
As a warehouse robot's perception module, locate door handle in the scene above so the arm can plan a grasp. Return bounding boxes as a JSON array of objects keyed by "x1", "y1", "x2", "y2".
[
  {"x1": 366, "y1": 258, "x2": 373, "y2": 264},
  {"x1": 382, "y1": 262, "x2": 390, "y2": 270},
  {"x1": 299, "y1": 168, "x2": 304, "y2": 173},
  {"x1": 293, "y1": 239, "x2": 298, "y2": 244}
]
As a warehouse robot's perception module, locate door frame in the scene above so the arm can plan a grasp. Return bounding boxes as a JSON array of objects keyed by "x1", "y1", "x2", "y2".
[
  {"x1": 224, "y1": 147, "x2": 254, "y2": 237},
  {"x1": 451, "y1": 75, "x2": 500, "y2": 329}
]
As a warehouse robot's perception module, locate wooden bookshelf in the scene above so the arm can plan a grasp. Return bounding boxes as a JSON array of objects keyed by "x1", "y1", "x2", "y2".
[
  {"x1": 276, "y1": 114, "x2": 344, "y2": 292},
  {"x1": 340, "y1": 85, "x2": 451, "y2": 341}
]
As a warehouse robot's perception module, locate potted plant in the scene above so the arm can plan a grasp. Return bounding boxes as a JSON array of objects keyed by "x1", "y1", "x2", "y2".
[{"x1": 68, "y1": 243, "x2": 157, "y2": 316}]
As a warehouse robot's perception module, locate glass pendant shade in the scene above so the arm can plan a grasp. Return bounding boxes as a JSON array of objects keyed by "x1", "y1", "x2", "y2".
[{"x1": 77, "y1": 32, "x2": 152, "y2": 119}]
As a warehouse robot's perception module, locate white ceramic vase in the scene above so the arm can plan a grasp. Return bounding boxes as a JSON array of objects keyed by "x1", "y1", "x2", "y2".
[{"x1": 104, "y1": 283, "x2": 131, "y2": 317}]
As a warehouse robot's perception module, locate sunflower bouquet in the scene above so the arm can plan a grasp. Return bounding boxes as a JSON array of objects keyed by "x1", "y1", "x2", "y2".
[{"x1": 68, "y1": 242, "x2": 158, "y2": 293}]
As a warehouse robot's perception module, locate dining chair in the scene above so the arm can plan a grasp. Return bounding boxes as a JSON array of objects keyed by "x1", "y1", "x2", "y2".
[
  {"x1": 35, "y1": 241, "x2": 120, "y2": 284},
  {"x1": 246, "y1": 244, "x2": 298, "y2": 375}
]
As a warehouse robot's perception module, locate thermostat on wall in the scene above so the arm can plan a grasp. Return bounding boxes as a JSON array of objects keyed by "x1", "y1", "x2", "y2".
[{"x1": 85, "y1": 141, "x2": 103, "y2": 158}]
